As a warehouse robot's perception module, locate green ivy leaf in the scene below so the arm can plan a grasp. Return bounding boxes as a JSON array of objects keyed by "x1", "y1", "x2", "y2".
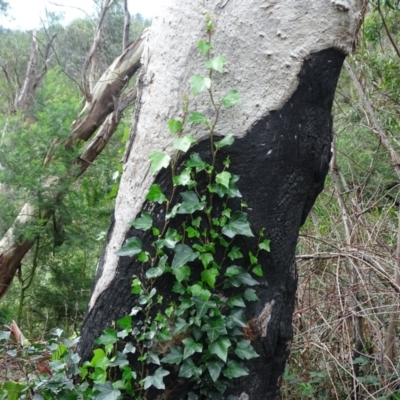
[
  {"x1": 201, "y1": 316, "x2": 227, "y2": 342},
  {"x1": 235, "y1": 340, "x2": 259, "y2": 360},
  {"x1": 174, "y1": 168, "x2": 192, "y2": 186},
  {"x1": 172, "y1": 244, "x2": 199, "y2": 269},
  {"x1": 206, "y1": 360, "x2": 224, "y2": 382},
  {"x1": 209, "y1": 337, "x2": 231, "y2": 362},
  {"x1": 131, "y1": 212, "x2": 152, "y2": 231},
  {"x1": 201, "y1": 268, "x2": 219, "y2": 289},
  {"x1": 146, "y1": 255, "x2": 168, "y2": 278},
  {"x1": 143, "y1": 367, "x2": 170, "y2": 390},
  {"x1": 94, "y1": 382, "x2": 121, "y2": 400},
  {"x1": 123, "y1": 343, "x2": 136, "y2": 354},
  {"x1": 227, "y1": 295, "x2": 246, "y2": 308},
  {"x1": 215, "y1": 134, "x2": 235, "y2": 149},
  {"x1": 222, "y1": 211, "x2": 254, "y2": 238},
  {"x1": 149, "y1": 152, "x2": 171, "y2": 174},
  {"x1": 173, "y1": 318, "x2": 191, "y2": 335},
  {"x1": 173, "y1": 135, "x2": 196, "y2": 152},
  {"x1": 197, "y1": 40, "x2": 213, "y2": 56},
  {"x1": 192, "y1": 297, "x2": 215, "y2": 318},
  {"x1": 213, "y1": 174, "x2": 242, "y2": 198},
  {"x1": 244, "y1": 288, "x2": 259, "y2": 302},
  {"x1": 146, "y1": 184, "x2": 167, "y2": 204},
  {"x1": 168, "y1": 118, "x2": 183, "y2": 134},
  {"x1": 221, "y1": 89, "x2": 241, "y2": 107},
  {"x1": 249, "y1": 251, "x2": 257, "y2": 265},
  {"x1": 186, "y1": 226, "x2": 200, "y2": 238},
  {"x1": 185, "y1": 153, "x2": 207, "y2": 172},
  {"x1": 182, "y1": 337, "x2": 203, "y2": 360},
  {"x1": 252, "y1": 264, "x2": 263, "y2": 277},
  {"x1": 226, "y1": 308, "x2": 248, "y2": 328},
  {"x1": 188, "y1": 284, "x2": 211, "y2": 301},
  {"x1": 222, "y1": 360, "x2": 249, "y2": 379},
  {"x1": 199, "y1": 252, "x2": 214, "y2": 268},
  {"x1": 161, "y1": 346, "x2": 183, "y2": 365},
  {"x1": 206, "y1": 56, "x2": 226, "y2": 73},
  {"x1": 259, "y1": 239, "x2": 271, "y2": 252},
  {"x1": 187, "y1": 111, "x2": 209, "y2": 125},
  {"x1": 172, "y1": 265, "x2": 191, "y2": 283},
  {"x1": 177, "y1": 191, "x2": 206, "y2": 214},
  {"x1": 117, "y1": 315, "x2": 132, "y2": 330},
  {"x1": 228, "y1": 246, "x2": 243, "y2": 260},
  {"x1": 216, "y1": 171, "x2": 231, "y2": 188},
  {"x1": 190, "y1": 75, "x2": 211, "y2": 95},
  {"x1": 115, "y1": 237, "x2": 142, "y2": 257},
  {"x1": 156, "y1": 229, "x2": 181, "y2": 249},
  {"x1": 179, "y1": 359, "x2": 203, "y2": 379},
  {"x1": 94, "y1": 329, "x2": 118, "y2": 346}
]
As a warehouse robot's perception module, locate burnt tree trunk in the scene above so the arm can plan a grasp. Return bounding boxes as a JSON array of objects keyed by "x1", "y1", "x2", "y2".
[{"x1": 79, "y1": 1, "x2": 366, "y2": 398}]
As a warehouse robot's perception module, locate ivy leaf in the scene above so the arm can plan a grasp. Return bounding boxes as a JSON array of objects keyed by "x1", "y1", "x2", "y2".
[
  {"x1": 190, "y1": 75, "x2": 211, "y2": 95},
  {"x1": 115, "y1": 237, "x2": 142, "y2": 257},
  {"x1": 188, "y1": 284, "x2": 211, "y2": 301},
  {"x1": 259, "y1": 239, "x2": 271, "y2": 252},
  {"x1": 222, "y1": 211, "x2": 254, "y2": 238},
  {"x1": 221, "y1": 89, "x2": 241, "y2": 107},
  {"x1": 146, "y1": 255, "x2": 168, "y2": 279},
  {"x1": 173, "y1": 318, "x2": 191, "y2": 335},
  {"x1": 209, "y1": 337, "x2": 231, "y2": 362},
  {"x1": 172, "y1": 265, "x2": 191, "y2": 283},
  {"x1": 146, "y1": 184, "x2": 167, "y2": 204},
  {"x1": 249, "y1": 251, "x2": 257, "y2": 265},
  {"x1": 235, "y1": 340, "x2": 259, "y2": 360},
  {"x1": 227, "y1": 295, "x2": 246, "y2": 308},
  {"x1": 226, "y1": 308, "x2": 248, "y2": 328},
  {"x1": 228, "y1": 246, "x2": 243, "y2": 260},
  {"x1": 253, "y1": 264, "x2": 263, "y2": 277},
  {"x1": 117, "y1": 315, "x2": 132, "y2": 330},
  {"x1": 206, "y1": 56, "x2": 226, "y2": 73},
  {"x1": 142, "y1": 367, "x2": 170, "y2": 390},
  {"x1": 179, "y1": 358, "x2": 202, "y2": 378},
  {"x1": 186, "y1": 226, "x2": 200, "y2": 238},
  {"x1": 172, "y1": 244, "x2": 199, "y2": 269},
  {"x1": 216, "y1": 171, "x2": 231, "y2": 188},
  {"x1": 187, "y1": 111, "x2": 209, "y2": 125},
  {"x1": 123, "y1": 343, "x2": 136, "y2": 354},
  {"x1": 131, "y1": 212, "x2": 152, "y2": 231},
  {"x1": 94, "y1": 382, "x2": 121, "y2": 400},
  {"x1": 168, "y1": 118, "x2": 183, "y2": 134},
  {"x1": 185, "y1": 153, "x2": 207, "y2": 172},
  {"x1": 192, "y1": 297, "x2": 216, "y2": 319},
  {"x1": 161, "y1": 346, "x2": 183, "y2": 365},
  {"x1": 182, "y1": 337, "x2": 203, "y2": 360},
  {"x1": 244, "y1": 288, "x2": 259, "y2": 302},
  {"x1": 201, "y1": 268, "x2": 219, "y2": 289},
  {"x1": 197, "y1": 39, "x2": 213, "y2": 56},
  {"x1": 201, "y1": 317, "x2": 227, "y2": 343},
  {"x1": 206, "y1": 360, "x2": 224, "y2": 382},
  {"x1": 177, "y1": 191, "x2": 206, "y2": 215},
  {"x1": 94, "y1": 329, "x2": 118, "y2": 346},
  {"x1": 199, "y1": 252, "x2": 214, "y2": 268},
  {"x1": 149, "y1": 152, "x2": 171, "y2": 174},
  {"x1": 173, "y1": 135, "x2": 196, "y2": 152},
  {"x1": 222, "y1": 360, "x2": 249, "y2": 379},
  {"x1": 156, "y1": 229, "x2": 181, "y2": 249},
  {"x1": 215, "y1": 134, "x2": 234, "y2": 149}
]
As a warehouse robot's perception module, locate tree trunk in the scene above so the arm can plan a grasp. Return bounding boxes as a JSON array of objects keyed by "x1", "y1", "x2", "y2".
[{"x1": 79, "y1": 1, "x2": 366, "y2": 398}]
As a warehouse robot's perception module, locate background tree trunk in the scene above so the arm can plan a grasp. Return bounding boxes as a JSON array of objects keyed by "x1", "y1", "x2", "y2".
[{"x1": 79, "y1": 1, "x2": 366, "y2": 398}]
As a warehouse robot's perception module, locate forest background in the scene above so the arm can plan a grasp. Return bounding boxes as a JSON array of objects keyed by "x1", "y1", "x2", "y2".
[{"x1": 0, "y1": 0, "x2": 399, "y2": 398}]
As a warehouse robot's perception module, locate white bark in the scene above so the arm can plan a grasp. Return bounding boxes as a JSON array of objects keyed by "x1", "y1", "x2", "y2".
[{"x1": 90, "y1": 0, "x2": 366, "y2": 307}]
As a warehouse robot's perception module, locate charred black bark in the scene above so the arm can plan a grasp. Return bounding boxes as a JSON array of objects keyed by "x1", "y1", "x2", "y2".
[{"x1": 79, "y1": 48, "x2": 345, "y2": 399}]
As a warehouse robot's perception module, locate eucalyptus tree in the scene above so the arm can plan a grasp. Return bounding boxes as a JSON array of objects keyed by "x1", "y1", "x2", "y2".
[{"x1": 78, "y1": 1, "x2": 368, "y2": 398}]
